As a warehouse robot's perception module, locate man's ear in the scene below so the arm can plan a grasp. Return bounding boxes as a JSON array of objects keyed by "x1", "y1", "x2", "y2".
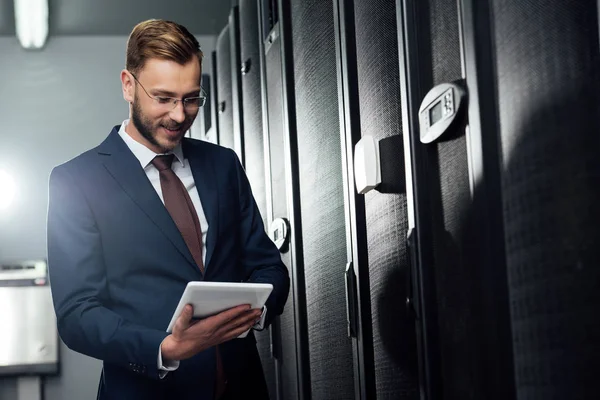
[{"x1": 121, "y1": 69, "x2": 135, "y2": 103}]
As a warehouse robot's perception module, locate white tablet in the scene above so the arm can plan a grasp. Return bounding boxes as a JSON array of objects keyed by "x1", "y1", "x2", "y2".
[{"x1": 166, "y1": 281, "x2": 273, "y2": 335}]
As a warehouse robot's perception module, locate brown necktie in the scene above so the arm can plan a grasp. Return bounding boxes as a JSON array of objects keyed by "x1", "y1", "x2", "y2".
[
  {"x1": 152, "y1": 154, "x2": 205, "y2": 274},
  {"x1": 152, "y1": 155, "x2": 227, "y2": 398}
]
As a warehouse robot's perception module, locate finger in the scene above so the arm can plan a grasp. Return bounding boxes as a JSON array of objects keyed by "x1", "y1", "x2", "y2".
[
  {"x1": 218, "y1": 309, "x2": 262, "y2": 336},
  {"x1": 209, "y1": 304, "x2": 252, "y2": 327},
  {"x1": 187, "y1": 305, "x2": 255, "y2": 338},
  {"x1": 174, "y1": 304, "x2": 194, "y2": 334},
  {"x1": 224, "y1": 308, "x2": 261, "y2": 330},
  {"x1": 220, "y1": 320, "x2": 258, "y2": 344},
  {"x1": 253, "y1": 308, "x2": 264, "y2": 324}
]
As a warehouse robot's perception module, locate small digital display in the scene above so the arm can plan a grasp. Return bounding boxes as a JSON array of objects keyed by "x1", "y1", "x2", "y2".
[{"x1": 429, "y1": 100, "x2": 443, "y2": 126}]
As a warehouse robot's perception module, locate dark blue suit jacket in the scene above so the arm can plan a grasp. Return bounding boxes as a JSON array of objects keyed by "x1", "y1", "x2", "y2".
[{"x1": 47, "y1": 127, "x2": 289, "y2": 399}]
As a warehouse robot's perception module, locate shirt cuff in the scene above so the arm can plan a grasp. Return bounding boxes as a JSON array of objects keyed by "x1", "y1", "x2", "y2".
[
  {"x1": 157, "y1": 340, "x2": 180, "y2": 379},
  {"x1": 253, "y1": 306, "x2": 267, "y2": 331}
]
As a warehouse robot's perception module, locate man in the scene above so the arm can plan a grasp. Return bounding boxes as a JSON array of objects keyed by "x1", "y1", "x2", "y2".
[{"x1": 47, "y1": 19, "x2": 289, "y2": 400}]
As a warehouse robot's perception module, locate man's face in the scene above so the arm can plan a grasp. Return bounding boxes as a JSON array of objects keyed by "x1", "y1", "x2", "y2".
[{"x1": 124, "y1": 57, "x2": 202, "y2": 153}]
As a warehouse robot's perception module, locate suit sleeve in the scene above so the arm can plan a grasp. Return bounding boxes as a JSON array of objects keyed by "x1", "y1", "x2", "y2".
[
  {"x1": 47, "y1": 165, "x2": 168, "y2": 380},
  {"x1": 230, "y1": 149, "x2": 290, "y2": 327}
]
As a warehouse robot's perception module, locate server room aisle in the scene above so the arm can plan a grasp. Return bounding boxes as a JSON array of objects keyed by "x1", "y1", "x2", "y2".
[{"x1": 209, "y1": 0, "x2": 600, "y2": 399}]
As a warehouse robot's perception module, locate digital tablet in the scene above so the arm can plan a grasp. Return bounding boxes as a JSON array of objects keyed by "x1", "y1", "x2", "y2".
[{"x1": 166, "y1": 281, "x2": 273, "y2": 335}]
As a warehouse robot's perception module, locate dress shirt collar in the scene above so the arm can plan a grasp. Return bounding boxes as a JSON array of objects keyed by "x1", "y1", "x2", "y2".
[{"x1": 117, "y1": 119, "x2": 185, "y2": 169}]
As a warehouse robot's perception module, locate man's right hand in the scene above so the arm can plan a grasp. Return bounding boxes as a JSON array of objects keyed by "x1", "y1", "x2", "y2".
[{"x1": 160, "y1": 304, "x2": 262, "y2": 361}]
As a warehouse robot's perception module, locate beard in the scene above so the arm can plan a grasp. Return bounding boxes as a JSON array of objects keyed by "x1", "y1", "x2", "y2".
[{"x1": 131, "y1": 92, "x2": 193, "y2": 153}]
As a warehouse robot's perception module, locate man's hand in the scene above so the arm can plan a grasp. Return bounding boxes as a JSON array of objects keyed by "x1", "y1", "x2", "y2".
[{"x1": 160, "y1": 304, "x2": 262, "y2": 361}]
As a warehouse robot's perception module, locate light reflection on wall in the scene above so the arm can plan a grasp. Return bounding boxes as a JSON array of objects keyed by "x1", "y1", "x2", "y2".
[{"x1": 0, "y1": 170, "x2": 17, "y2": 210}]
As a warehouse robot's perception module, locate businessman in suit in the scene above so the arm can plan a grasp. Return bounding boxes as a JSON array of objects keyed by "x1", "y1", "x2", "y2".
[{"x1": 47, "y1": 19, "x2": 289, "y2": 399}]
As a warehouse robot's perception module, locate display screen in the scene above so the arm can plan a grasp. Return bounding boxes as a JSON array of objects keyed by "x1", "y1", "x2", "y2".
[{"x1": 429, "y1": 100, "x2": 443, "y2": 126}]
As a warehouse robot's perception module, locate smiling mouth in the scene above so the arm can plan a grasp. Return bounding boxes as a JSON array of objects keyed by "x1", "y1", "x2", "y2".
[{"x1": 162, "y1": 126, "x2": 184, "y2": 134}]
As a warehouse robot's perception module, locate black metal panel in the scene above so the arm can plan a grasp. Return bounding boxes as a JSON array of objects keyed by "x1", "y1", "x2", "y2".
[
  {"x1": 201, "y1": 73, "x2": 212, "y2": 136},
  {"x1": 353, "y1": 0, "x2": 419, "y2": 398},
  {"x1": 230, "y1": 6, "x2": 245, "y2": 165},
  {"x1": 493, "y1": 1, "x2": 600, "y2": 398},
  {"x1": 289, "y1": 0, "x2": 355, "y2": 398},
  {"x1": 240, "y1": 0, "x2": 274, "y2": 398},
  {"x1": 334, "y1": 0, "x2": 376, "y2": 398},
  {"x1": 217, "y1": 24, "x2": 235, "y2": 150},
  {"x1": 207, "y1": 51, "x2": 220, "y2": 145}
]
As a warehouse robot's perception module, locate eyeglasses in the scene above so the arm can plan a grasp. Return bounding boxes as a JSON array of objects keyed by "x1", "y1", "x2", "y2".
[{"x1": 130, "y1": 72, "x2": 207, "y2": 111}]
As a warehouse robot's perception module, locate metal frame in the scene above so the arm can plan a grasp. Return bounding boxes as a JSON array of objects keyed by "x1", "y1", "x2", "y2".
[
  {"x1": 457, "y1": 0, "x2": 516, "y2": 398},
  {"x1": 230, "y1": 5, "x2": 246, "y2": 166},
  {"x1": 395, "y1": 1, "x2": 443, "y2": 399},
  {"x1": 333, "y1": 0, "x2": 376, "y2": 399},
  {"x1": 276, "y1": 0, "x2": 311, "y2": 398}
]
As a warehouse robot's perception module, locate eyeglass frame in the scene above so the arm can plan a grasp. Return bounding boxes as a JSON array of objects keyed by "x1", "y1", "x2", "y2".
[{"x1": 129, "y1": 71, "x2": 207, "y2": 111}]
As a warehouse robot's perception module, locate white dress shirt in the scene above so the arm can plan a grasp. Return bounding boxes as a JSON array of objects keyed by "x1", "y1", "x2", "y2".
[{"x1": 117, "y1": 120, "x2": 266, "y2": 378}]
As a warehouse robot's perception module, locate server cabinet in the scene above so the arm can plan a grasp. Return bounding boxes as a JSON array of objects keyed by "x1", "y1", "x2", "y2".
[
  {"x1": 288, "y1": 0, "x2": 356, "y2": 398},
  {"x1": 258, "y1": 0, "x2": 311, "y2": 398}
]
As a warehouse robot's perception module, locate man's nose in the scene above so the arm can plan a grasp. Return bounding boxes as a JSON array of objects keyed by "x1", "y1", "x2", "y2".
[{"x1": 169, "y1": 101, "x2": 186, "y2": 123}]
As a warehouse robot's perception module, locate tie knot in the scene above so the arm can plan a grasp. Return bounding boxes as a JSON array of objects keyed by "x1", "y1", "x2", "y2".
[{"x1": 152, "y1": 154, "x2": 175, "y2": 171}]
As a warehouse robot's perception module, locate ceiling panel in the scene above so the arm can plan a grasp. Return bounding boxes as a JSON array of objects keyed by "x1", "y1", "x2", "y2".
[
  {"x1": 0, "y1": 0, "x2": 15, "y2": 35},
  {"x1": 0, "y1": 0, "x2": 233, "y2": 36}
]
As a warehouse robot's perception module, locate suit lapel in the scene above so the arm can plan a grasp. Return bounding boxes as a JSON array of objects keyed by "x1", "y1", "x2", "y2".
[
  {"x1": 183, "y1": 139, "x2": 220, "y2": 272},
  {"x1": 98, "y1": 128, "x2": 199, "y2": 274}
]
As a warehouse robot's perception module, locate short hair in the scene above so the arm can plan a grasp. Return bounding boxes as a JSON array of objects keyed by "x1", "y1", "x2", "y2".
[{"x1": 126, "y1": 19, "x2": 203, "y2": 76}]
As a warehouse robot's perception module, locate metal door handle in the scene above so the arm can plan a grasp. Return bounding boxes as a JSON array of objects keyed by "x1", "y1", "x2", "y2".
[{"x1": 345, "y1": 262, "x2": 358, "y2": 338}]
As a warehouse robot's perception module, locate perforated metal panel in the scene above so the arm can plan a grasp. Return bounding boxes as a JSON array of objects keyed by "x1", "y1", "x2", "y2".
[
  {"x1": 265, "y1": 34, "x2": 300, "y2": 400},
  {"x1": 289, "y1": 0, "x2": 355, "y2": 398},
  {"x1": 240, "y1": 0, "x2": 267, "y2": 225},
  {"x1": 239, "y1": 0, "x2": 274, "y2": 397},
  {"x1": 494, "y1": 1, "x2": 600, "y2": 399},
  {"x1": 353, "y1": 0, "x2": 419, "y2": 398},
  {"x1": 217, "y1": 25, "x2": 234, "y2": 150}
]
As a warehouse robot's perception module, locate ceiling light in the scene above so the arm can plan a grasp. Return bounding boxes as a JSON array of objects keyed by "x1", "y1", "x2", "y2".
[{"x1": 14, "y1": 0, "x2": 49, "y2": 50}]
